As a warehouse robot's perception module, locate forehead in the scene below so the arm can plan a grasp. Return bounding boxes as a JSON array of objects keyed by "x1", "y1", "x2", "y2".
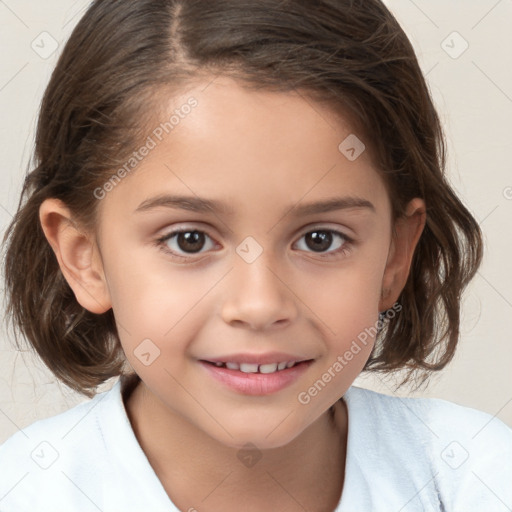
[{"x1": 96, "y1": 75, "x2": 389, "y2": 222}]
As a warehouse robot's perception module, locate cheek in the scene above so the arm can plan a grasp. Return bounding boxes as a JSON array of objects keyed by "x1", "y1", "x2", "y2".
[
  {"x1": 304, "y1": 247, "x2": 388, "y2": 336},
  {"x1": 296, "y1": 283, "x2": 379, "y2": 416},
  {"x1": 321, "y1": 282, "x2": 379, "y2": 380},
  {"x1": 102, "y1": 251, "x2": 191, "y2": 350},
  {"x1": 297, "y1": 247, "x2": 388, "y2": 394}
]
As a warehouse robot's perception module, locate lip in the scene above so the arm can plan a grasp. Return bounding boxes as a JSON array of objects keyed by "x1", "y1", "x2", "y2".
[
  {"x1": 202, "y1": 351, "x2": 311, "y2": 365},
  {"x1": 199, "y1": 359, "x2": 314, "y2": 396}
]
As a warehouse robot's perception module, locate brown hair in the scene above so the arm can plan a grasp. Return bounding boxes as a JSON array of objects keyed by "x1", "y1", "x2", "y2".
[{"x1": 2, "y1": 0, "x2": 483, "y2": 397}]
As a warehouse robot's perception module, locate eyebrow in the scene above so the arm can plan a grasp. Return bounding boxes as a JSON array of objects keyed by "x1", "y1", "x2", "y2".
[{"x1": 134, "y1": 194, "x2": 376, "y2": 216}]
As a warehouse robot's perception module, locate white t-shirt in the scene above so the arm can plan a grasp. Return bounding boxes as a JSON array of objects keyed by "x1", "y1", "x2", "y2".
[{"x1": 0, "y1": 377, "x2": 510, "y2": 511}]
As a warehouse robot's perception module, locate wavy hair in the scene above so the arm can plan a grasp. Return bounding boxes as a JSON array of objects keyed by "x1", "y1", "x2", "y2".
[{"x1": 2, "y1": 0, "x2": 483, "y2": 396}]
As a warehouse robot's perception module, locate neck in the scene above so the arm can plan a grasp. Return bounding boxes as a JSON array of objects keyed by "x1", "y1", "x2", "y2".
[{"x1": 124, "y1": 377, "x2": 348, "y2": 512}]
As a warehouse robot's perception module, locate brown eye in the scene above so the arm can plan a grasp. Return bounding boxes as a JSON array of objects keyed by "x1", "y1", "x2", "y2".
[
  {"x1": 304, "y1": 230, "x2": 334, "y2": 252},
  {"x1": 295, "y1": 228, "x2": 352, "y2": 258},
  {"x1": 156, "y1": 229, "x2": 216, "y2": 259},
  {"x1": 175, "y1": 231, "x2": 206, "y2": 253}
]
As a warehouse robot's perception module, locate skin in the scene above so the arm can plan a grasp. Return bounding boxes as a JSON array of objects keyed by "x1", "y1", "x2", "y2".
[{"x1": 39, "y1": 75, "x2": 426, "y2": 512}]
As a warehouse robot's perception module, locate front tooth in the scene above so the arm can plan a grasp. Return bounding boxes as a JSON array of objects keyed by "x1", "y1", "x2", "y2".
[
  {"x1": 226, "y1": 362, "x2": 240, "y2": 370},
  {"x1": 259, "y1": 363, "x2": 279, "y2": 374},
  {"x1": 239, "y1": 363, "x2": 259, "y2": 373},
  {"x1": 277, "y1": 362, "x2": 287, "y2": 370},
  {"x1": 285, "y1": 361, "x2": 295, "y2": 368}
]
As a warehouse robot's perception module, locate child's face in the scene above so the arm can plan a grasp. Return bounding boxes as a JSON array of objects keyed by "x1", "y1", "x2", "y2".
[{"x1": 53, "y1": 76, "x2": 424, "y2": 449}]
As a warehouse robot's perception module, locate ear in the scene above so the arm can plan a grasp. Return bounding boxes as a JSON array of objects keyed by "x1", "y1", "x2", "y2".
[
  {"x1": 39, "y1": 198, "x2": 112, "y2": 314},
  {"x1": 379, "y1": 198, "x2": 426, "y2": 311}
]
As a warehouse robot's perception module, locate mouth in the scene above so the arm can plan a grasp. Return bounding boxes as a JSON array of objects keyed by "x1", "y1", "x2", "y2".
[
  {"x1": 200, "y1": 359, "x2": 312, "y2": 374},
  {"x1": 198, "y1": 358, "x2": 315, "y2": 395}
]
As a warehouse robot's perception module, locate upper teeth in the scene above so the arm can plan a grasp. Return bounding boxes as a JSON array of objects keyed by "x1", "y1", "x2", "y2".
[{"x1": 214, "y1": 361, "x2": 297, "y2": 373}]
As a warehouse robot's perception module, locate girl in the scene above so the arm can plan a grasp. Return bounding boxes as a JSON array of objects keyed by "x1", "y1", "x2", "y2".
[{"x1": 1, "y1": 1, "x2": 510, "y2": 511}]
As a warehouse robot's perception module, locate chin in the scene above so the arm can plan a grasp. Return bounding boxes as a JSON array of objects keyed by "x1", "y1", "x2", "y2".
[
  {"x1": 225, "y1": 434, "x2": 297, "y2": 452},
  {"x1": 205, "y1": 419, "x2": 305, "y2": 452}
]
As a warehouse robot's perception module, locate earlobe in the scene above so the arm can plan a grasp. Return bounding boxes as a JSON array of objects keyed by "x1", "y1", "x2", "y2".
[
  {"x1": 39, "y1": 198, "x2": 112, "y2": 314},
  {"x1": 379, "y1": 198, "x2": 426, "y2": 311}
]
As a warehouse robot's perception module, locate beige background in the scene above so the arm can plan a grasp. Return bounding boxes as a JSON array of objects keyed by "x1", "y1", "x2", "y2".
[{"x1": 0, "y1": 0, "x2": 511, "y2": 444}]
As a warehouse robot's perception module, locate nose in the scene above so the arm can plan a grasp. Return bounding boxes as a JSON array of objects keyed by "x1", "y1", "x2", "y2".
[{"x1": 220, "y1": 250, "x2": 298, "y2": 331}]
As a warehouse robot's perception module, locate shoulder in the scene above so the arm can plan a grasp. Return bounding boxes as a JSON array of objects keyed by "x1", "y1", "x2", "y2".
[
  {"x1": 344, "y1": 386, "x2": 512, "y2": 509},
  {"x1": 346, "y1": 385, "x2": 512, "y2": 447},
  {"x1": 0, "y1": 382, "x2": 120, "y2": 511},
  {"x1": 0, "y1": 381, "x2": 116, "y2": 458},
  {"x1": 347, "y1": 384, "x2": 512, "y2": 438},
  {"x1": 0, "y1": 376, "x2": 175, "y2": 511}
]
